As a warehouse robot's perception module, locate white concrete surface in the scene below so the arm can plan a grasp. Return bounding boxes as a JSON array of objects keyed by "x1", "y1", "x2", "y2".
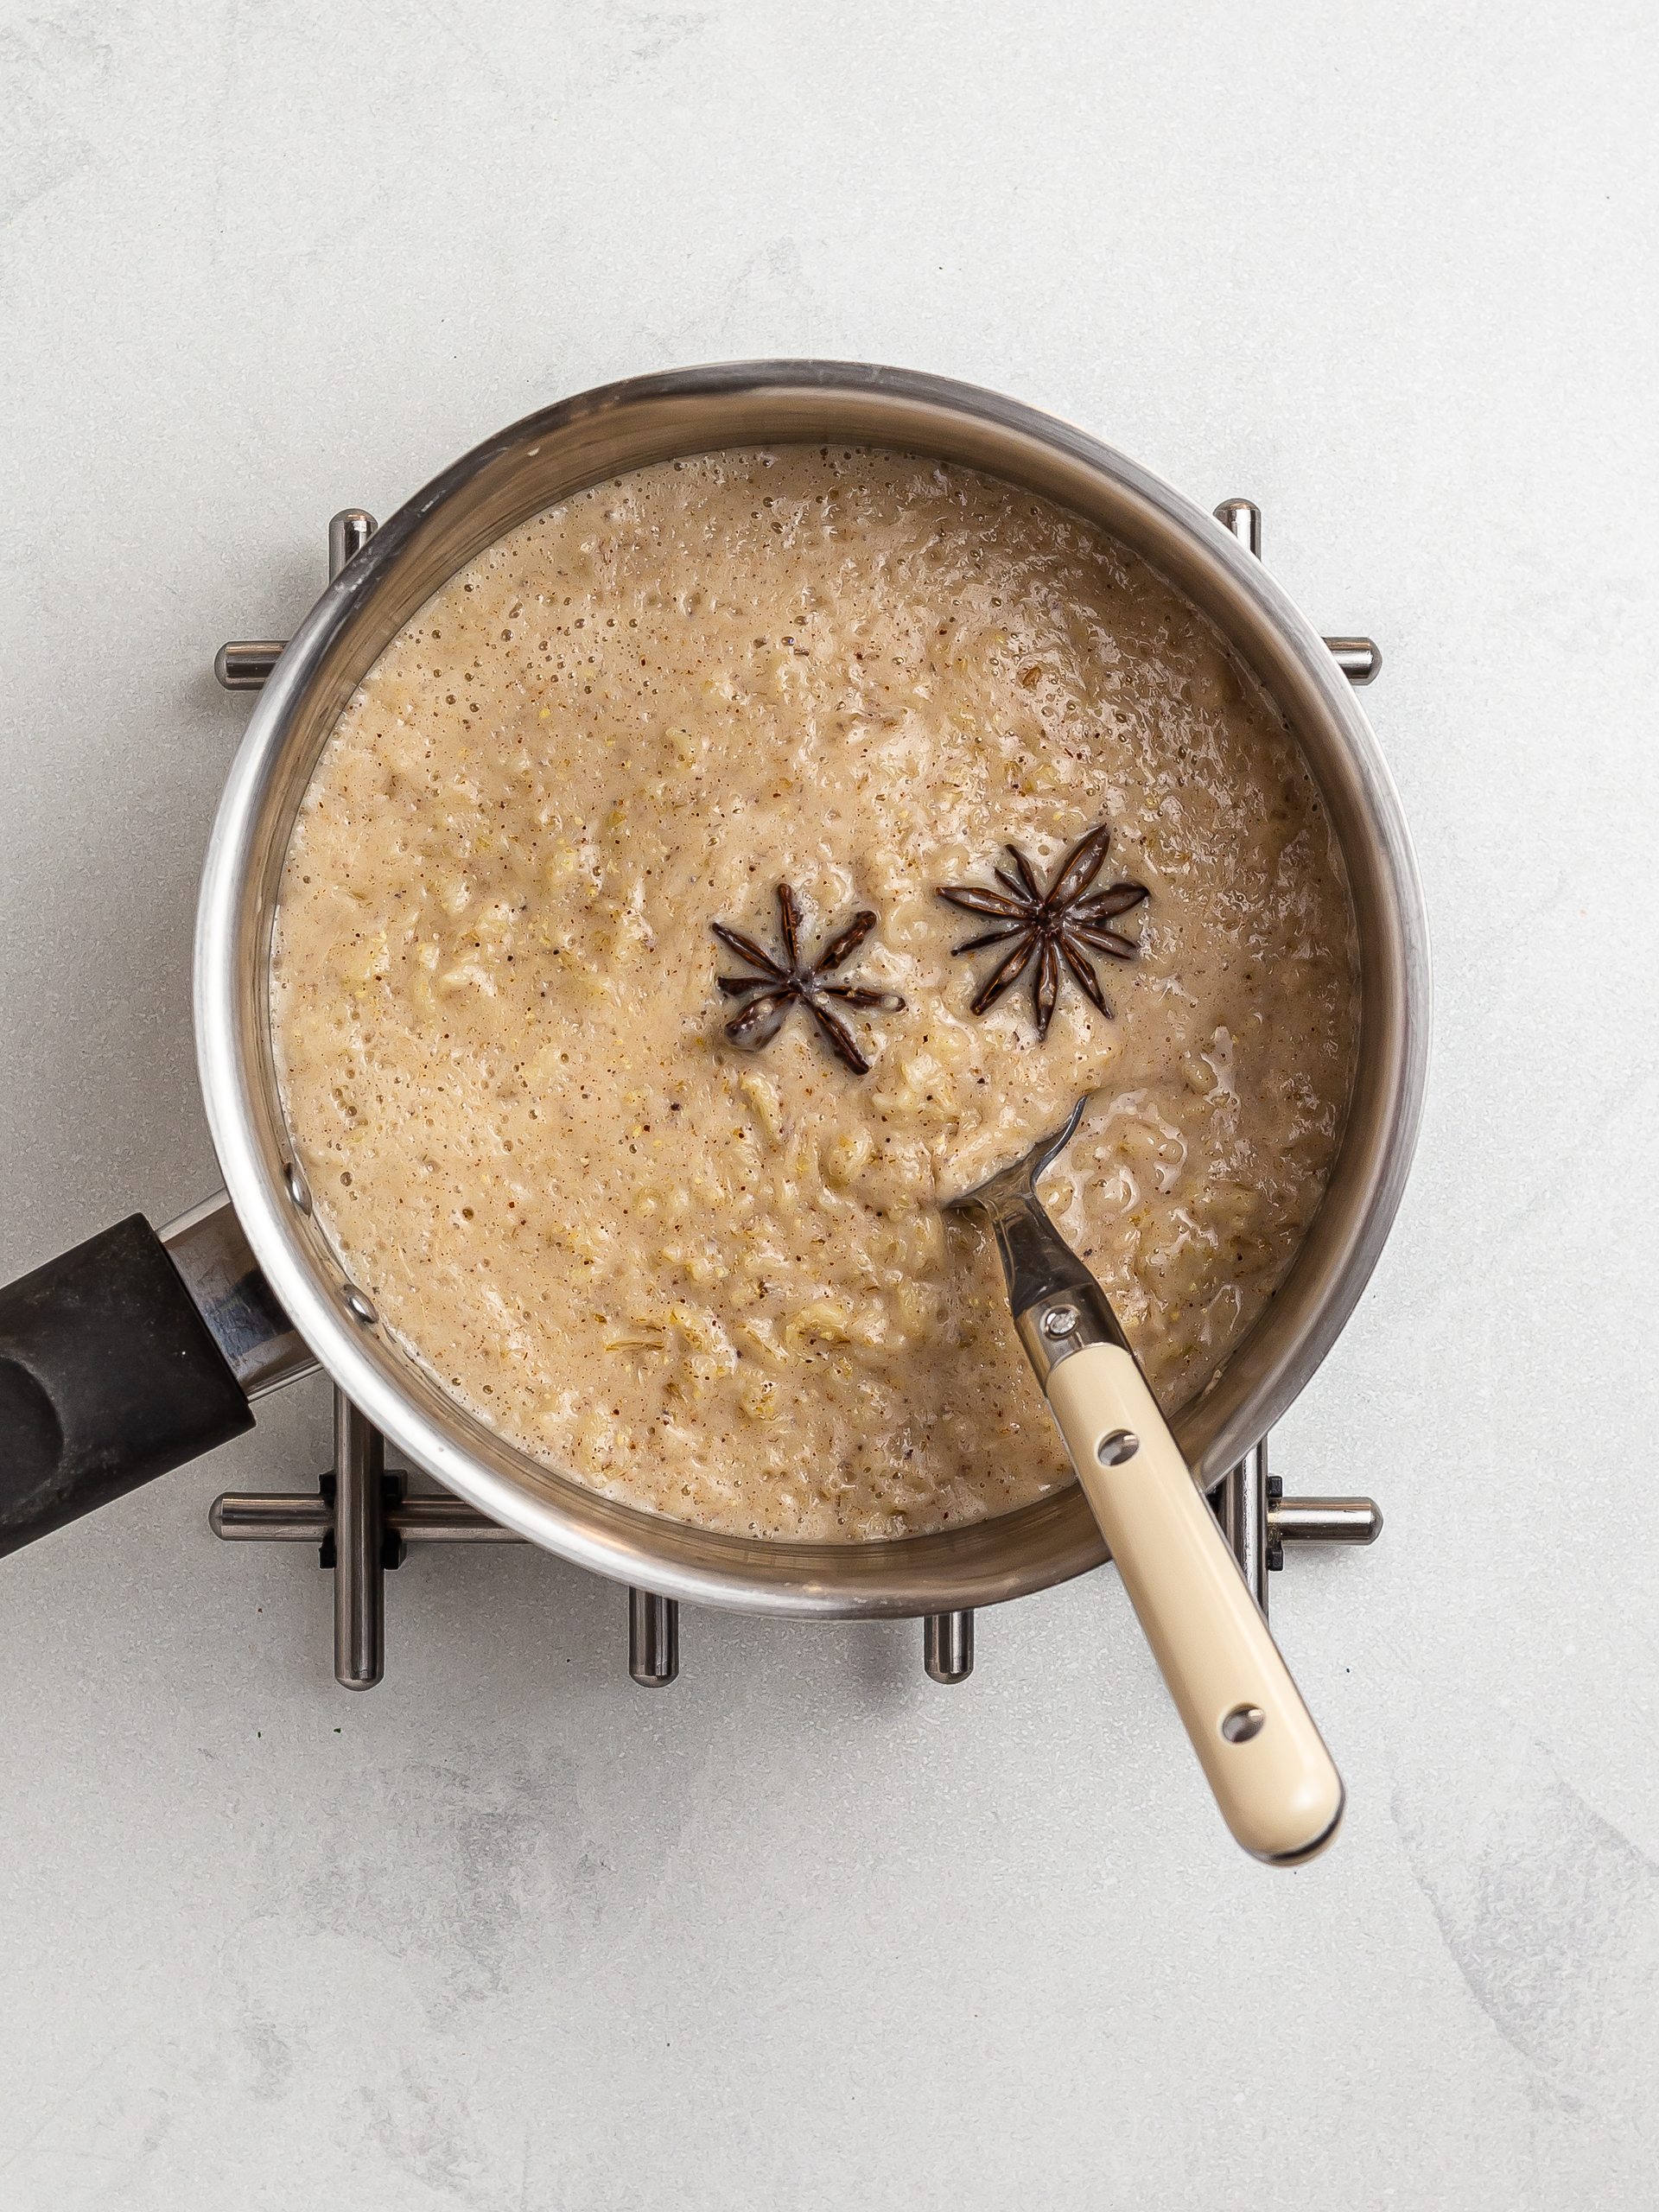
[{"x1": 3, "y1": 2, "x2": 1656, "y2": 2204}]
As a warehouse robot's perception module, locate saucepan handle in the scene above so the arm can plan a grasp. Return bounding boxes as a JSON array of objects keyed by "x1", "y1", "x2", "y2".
[
  {"x1": 0, "y1": 1215, "x2": 257, "y2": 1557},
  {"x1": 1045, "y1": 1344, "x2": 1344, "y2": 1864}
]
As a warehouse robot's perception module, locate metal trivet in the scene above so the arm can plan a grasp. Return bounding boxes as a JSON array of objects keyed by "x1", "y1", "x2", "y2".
[{"x1": 208, "y1": 502, "x2": 1383, "y2": 1693}]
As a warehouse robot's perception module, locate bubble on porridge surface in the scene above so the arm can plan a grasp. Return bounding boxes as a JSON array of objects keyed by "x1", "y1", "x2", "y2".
[{"x1": 271, "y1": 446, "x2": 1357, "y2": 1542}]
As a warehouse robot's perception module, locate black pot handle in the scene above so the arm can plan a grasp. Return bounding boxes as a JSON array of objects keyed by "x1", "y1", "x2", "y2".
[{"x1": 0, "y1": 1205, "x2": 310, "y2": 1558}]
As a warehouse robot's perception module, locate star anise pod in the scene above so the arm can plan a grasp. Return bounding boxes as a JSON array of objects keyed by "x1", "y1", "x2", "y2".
[
  {"x1": 937, "y1": 822, "x2": 1149, "y2": 1040},
  {"x1": 712, "y1": 884, "x2": 905, "y2": 1075}
]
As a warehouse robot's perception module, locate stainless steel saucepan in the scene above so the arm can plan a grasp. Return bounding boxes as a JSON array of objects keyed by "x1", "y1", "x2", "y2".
[{"x1": 0, "y1": 361, "x2": 1430, "y2": 1644}]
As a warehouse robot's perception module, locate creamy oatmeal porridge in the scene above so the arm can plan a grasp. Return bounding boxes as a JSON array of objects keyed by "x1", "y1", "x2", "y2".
[{"x1": 272, "y1": 448, "x2": 1357, "y2": 1541}]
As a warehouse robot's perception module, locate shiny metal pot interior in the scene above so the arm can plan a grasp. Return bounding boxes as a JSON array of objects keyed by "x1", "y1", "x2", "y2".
[{"x1": 196, "y1": 361, "x2": 1431, "y2": 1619}]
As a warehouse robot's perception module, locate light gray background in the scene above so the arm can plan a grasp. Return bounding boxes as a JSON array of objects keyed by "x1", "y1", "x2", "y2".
[{"x1": 3, "y1": 3, "x2": 1656, "y2": 2205}]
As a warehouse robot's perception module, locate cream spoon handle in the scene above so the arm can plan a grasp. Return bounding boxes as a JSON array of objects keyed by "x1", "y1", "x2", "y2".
[{"x1": 1046, "y1": 1344, "x2": 1344, "y2": 1864}]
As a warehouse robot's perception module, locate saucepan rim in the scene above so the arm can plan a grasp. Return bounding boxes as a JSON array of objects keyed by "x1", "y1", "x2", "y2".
[{"x1": 195, "y1": 359, "x2": 1431, "y2": 1618}]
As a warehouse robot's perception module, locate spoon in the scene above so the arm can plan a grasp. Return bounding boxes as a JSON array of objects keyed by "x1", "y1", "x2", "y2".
[{"x1": 944, "y1": 1098, "x2": 1344, "y2": 1864}]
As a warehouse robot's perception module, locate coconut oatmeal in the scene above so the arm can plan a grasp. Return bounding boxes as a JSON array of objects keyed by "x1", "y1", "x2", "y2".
[{"x1": 272, "y1": 447, "x2": 1357, "y2": 1541}]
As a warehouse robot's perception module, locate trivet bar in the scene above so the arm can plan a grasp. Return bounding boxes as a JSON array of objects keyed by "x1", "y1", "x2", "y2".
[
  {"x1": 214, "y1": 503, "x2": 1381, "y2": 693},
  {"x1": 1272, "y1": 1497, "x2": 1382, "y2": 1546},
  {"x1": 328, "y1": 508, "x2": 375, "y2": 579},
  {"x1": 213, "y1": 640, "x2": 287, "y2": 690},
  {"x1": 1213, "y1": 1441, "x2": 1269, "y2": 1611},
  {"x1": 1214, "y1": 497, "x2": 1262, "y2": 557},
  {"x1": 629, "y1": 1588, "x2": 679, "y2": 1688},
  {"x1": 924, "y1": 1610, "x2": 975, "y2": 1684},
  {"x1": 211, "y1": 1488, "x2": 524, "y2": 1542},
  {"x1": 1207, "y1": 490, "x2": 1387, "y2": 1613},
  {"x1": 211, "y1": 1437, "x2": 1381, "y2": 1685},
  {"x1": 333, "y1": 1389, "x2": 386, "y2": 1691},
  {"x1": 218, "y1": 625, "x2": 1382, "y2": 691}
]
